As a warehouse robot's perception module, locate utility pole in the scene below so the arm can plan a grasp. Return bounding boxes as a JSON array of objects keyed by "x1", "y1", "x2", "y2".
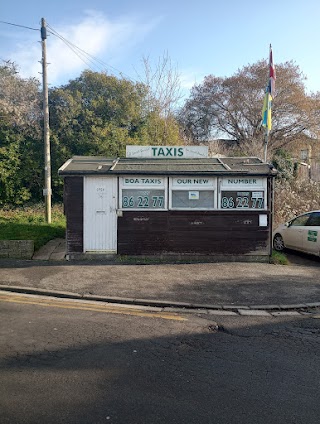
[{"x1": 41, "y1": 18, "x2": 51, "y2": 223}]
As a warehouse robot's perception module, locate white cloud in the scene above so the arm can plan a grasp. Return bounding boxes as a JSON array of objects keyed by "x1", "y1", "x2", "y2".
[
  {"x1": 9, "y1": 11, "x2": 158, "y2": 86},
  {"x1": 179, "y1": 69, "x2": 206, "y2": 91}
]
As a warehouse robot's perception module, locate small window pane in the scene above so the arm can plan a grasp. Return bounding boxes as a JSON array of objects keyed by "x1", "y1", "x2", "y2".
[
  {"x1": 122, "y1": 189, "x2": 165, "y2": 209},
  {"x1": 291, "y1": 214, "x2": 310, "y2": 226},
  {"x1": 172, "y1": 190, "x2": 214, "y2": 209},
  {"x1": 220, "y1": 191, "x2": 264, "y2": 209},
  {"x1": 307, "y1": 212, "x2": 320, "y2": 226},
  {"x1": 300, "y1": 150, "x2": 308, "y2": 160}
]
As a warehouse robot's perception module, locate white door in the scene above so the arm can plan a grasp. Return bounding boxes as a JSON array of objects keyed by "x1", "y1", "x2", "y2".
[
  {"x1": 284, "y1": 213, "x2": 311, "y2": 250},
  {"x1": 84, "y1": 177, "x2": 118, "y2": 252}
]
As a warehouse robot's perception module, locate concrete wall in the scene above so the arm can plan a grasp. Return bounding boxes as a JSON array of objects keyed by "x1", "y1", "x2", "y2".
[{"x1": 0, "y1": 240, "x2": 34, "y2": 259}]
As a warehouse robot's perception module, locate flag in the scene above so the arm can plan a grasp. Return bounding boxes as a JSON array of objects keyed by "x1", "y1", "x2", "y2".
[
  {"x1": 268, "y1": 46, "x2": 276, "y2": 98},
  {"x1": 262, "y1": 45, "x2": 276, "y2": 131},
  {"x1": 262, "y1": 91, "x2": 272, "y2": 131}
]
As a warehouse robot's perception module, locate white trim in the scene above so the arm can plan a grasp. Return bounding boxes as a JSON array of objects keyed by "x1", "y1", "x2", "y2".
[{"x1": 58, "y1": 158, "x2": 73, "y2": 172}]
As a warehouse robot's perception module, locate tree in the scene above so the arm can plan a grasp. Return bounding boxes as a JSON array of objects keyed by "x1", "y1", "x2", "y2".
[
  {"x1": 0, "y1": 61, "x2": 43, "y2": 205},
  {"x1": 137, "y1": 52, "x2": 183, "y2": 145},
  {"x1": 49, "y1": 71, "x2": 148, "y2": 154},
  {"x1": 49, "y1": 69, "x2": 183, "y2": 194},
  {"x1": 179, "y1": 60, "x2": 320, "y2": 158}
]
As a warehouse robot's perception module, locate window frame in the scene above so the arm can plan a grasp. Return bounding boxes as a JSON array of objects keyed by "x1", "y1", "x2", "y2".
[
  {"x1": 119, "y1": 176, "x2": 168, "y2": 211},
  {"x1": 218, "y1": 177, "x2": 268, "y2": 211},
  {"x1": 169, "y1": 176, "x2": 217, "y2": 210}
]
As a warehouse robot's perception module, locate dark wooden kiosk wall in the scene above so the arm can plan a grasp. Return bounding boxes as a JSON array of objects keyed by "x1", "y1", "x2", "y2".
[{"x1": 59, "y1": 155, "x2": 276, "y2": 261}]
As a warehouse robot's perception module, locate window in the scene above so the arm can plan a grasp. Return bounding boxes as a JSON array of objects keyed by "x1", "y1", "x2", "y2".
[
  {"x1": 290, "y1": 214, "x2": 311, "y2": 226},
  {"x1": 122, "y1": 189, "x2": 165, "y2": 209},
  {"x1": 218, "y1": 177, "x2": 267, "y2": 210},
  {"x1": 300, "y1": 149, "x2": 309, "y2": 160},
  {"x1": 172, "y1": 190, "x2": 215, "y2": 209},
  {"x1": 169, "y1": 177, "x2": 217, "y2": 210},
  {"x1": 120, "y1": 176, "x2": 167, "y2": 210},
  {"x1": 307, "y1": 212, "x2": 320, "y2": 226},
  {"x1": 220, "y1": 191, "x2": 265, "y2": 209}
]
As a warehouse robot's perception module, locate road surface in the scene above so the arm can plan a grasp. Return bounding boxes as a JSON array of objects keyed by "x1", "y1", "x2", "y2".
[{"x1": 1, "y1": 292, "x2": 320, "y2": 424}]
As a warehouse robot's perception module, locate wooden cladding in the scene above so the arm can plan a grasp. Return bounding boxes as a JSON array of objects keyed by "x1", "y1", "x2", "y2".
[
  {"x1": 64, "y1": 177, "x2": 83, "y2": 253},
  {"x1": 118, "y1": 211, "x2": 270, "y2": 256}
]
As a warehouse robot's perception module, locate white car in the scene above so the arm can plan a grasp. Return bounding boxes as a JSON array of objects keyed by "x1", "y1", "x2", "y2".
[{"x1": 273, "y1": 210, "x2": 320, "y2": 258}]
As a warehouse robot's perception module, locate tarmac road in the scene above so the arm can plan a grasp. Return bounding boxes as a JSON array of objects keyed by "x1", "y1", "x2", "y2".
[{"x1": 1, "y1": 291, "x2": 320, "y2": 424}]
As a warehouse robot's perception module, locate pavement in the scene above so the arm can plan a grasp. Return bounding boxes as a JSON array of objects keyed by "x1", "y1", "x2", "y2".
[
  {"x1": 32, "y1": 238, "x2": 66, "y2": 261},
  {"x1": 0, "y1": 238, "x2": 320, "y2": 315}
]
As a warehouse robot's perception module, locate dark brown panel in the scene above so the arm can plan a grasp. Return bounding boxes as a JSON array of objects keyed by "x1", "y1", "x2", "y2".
[
  {"x1": 117, "y1": 211, "x2": 270, "y2": 256},
  {"x1": 64, "y1": 177, "x2": 83, "y2": 253}
]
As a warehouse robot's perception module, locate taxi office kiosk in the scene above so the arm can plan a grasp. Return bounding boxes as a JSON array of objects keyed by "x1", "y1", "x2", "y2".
[{"x1": 59, "y1": 146, "x2": 277, "y2": 261}]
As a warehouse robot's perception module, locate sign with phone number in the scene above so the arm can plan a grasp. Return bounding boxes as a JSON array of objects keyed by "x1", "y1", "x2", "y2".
[
  {"x1": 122, "y1": 190, "x2": 165, "y2": 209},
  {"x1": 221, "y1": 191, "x2": 264, "y2": 209}
]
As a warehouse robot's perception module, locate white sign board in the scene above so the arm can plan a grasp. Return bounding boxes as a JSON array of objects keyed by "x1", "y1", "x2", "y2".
[
  {"x1": 121, "y1": 176, "x2": 165, "y2": 187},
  {"x1": 171, "y1": 177, "x2": 215, "y2": 188},
  {"x1": 126, "y1": 145, "x2": 208, "y2": 159},
  {"x1": 220, "y1": 177, "x2": 264, "y2": 189}
]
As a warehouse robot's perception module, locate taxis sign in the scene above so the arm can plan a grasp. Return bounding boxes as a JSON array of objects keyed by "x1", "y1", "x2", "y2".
[{"x1": 126, "y1": 145, "x2": 208, "y2": 158}]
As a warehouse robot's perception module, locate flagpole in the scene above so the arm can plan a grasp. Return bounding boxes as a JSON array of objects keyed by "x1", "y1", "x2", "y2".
[
  {"x1": 264, "y1": 44, "x2": 271, "y2": 162},
  {"x1": 262, "y1": 44, "x2": 274, "y2": 163},
  {"x1": 264, "y1": 128, "x2": 269, "y2": 162}
]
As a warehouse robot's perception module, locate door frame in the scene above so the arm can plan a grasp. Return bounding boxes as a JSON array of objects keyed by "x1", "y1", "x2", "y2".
[{"x1": 83, "y1": 176, "x2": 118, "y2": 253}]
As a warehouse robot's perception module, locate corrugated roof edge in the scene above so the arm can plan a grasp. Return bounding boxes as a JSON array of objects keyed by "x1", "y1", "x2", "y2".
[{"x1": 58, "y1": 156, "x2": 277, "y2": 176}]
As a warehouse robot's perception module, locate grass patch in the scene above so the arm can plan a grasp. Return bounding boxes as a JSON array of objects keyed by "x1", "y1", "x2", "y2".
[
  {"x1": 0, "y1": 204, "x2": 66, "y2": 251},
  {"x1": 270, "y1": 250, "x2": 289, "y2": 265}
]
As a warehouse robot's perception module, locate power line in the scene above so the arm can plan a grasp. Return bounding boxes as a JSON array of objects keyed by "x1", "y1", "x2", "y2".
[
  {"x1": 0, "y1": 20, "x2": 38, "y2": 31},
  {"x1": 0, "y1": 19, "x2": 138, "y2": 84},
  {"x1": 46, "y1": 23, "x2": 135, "y2": 83}
]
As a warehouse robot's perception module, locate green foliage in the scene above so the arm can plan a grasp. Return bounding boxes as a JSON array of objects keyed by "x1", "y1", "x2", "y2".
[
  {"x1": 272, "y1": 149, "x2": 295, "y2": 180},
  {"x1": 270, "y1": 250, "x2": 289, "y2": 265},
  {"x1": 0, "y1": 204, "x2": 65, "y2": 251},
  {"x1": 0, "y1": 64, "x2": 183, "y2": 205},
  {"x1": 0, "y1": 61, "x2": 43, "y2": 206},
  {"x1": 48, "y1": 70, "x2": 182, "y2": 199}
]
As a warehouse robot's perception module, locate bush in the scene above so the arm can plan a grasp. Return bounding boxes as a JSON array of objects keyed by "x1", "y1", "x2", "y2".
[{"x1": 273, "y1": 178, "x2": 320, "y2": 227}]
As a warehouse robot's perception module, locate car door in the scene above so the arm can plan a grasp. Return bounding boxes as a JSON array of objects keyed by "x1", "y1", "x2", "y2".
[
  {"x1": 284, "y1": 213, "x2": 311, "y2": 250},
  {"x1": 304, "y1": 212, "x2": 320, "y2": 256}
]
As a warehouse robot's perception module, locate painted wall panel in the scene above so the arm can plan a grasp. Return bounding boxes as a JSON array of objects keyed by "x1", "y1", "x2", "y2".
[
  {"x1": 118, "y1": 211, "x2": 270, "y2": 256},
  {"x1": 64, "y1": 177, "x2": 83, "y2": 253}
]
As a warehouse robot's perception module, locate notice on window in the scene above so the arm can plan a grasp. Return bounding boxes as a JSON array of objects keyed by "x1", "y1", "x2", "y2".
[{"x1": 188, "y1": 191, "x2": 199, "y2": 200}]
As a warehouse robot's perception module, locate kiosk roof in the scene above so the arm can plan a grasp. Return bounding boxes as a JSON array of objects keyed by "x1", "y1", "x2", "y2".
[{"x1": 59, "y1": 156, "x2": 277, "y2": 176}]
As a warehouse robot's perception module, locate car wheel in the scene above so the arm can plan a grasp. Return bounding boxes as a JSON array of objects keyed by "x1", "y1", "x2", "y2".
[{"x1": 273, "y1": 234, "x2": 285, "y2": 251}]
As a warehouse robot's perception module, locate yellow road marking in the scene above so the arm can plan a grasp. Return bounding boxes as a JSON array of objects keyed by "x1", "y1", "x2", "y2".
[{"x1": 0, "y1": 293, "x2": 186, "y2": 321}]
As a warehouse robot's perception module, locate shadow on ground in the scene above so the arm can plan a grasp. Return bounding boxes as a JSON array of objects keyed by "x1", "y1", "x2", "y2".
[{"x1": 1, "y1": 302, "x2": 319, "y2": 424}]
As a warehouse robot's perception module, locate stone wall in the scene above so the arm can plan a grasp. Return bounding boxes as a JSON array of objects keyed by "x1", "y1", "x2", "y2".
[{"x1": 0, "y1": 240, "x2": 34, "y2": 259}]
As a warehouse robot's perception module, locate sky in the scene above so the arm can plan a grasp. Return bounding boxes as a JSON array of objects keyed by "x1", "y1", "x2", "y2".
[{"x1": 1, "y1": 0, "x2": 320, "y2": 97}]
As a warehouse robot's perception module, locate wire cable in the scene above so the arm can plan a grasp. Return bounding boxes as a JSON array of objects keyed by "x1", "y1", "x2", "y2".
[
  {"x1": 46, "y1": 23, "x2": 135, "y2": 82},
  {"x1": 0, "y1": 20, "x2": 38, "y2": 31}
]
